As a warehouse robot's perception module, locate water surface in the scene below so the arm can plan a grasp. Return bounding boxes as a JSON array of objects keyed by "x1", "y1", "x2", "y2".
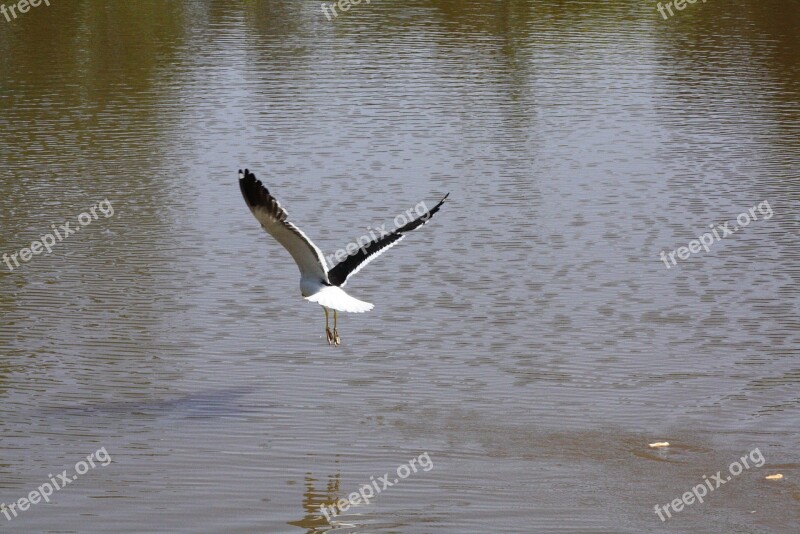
[{"x1": 1, "y1": 1, "x2": 798, "y2": 532}]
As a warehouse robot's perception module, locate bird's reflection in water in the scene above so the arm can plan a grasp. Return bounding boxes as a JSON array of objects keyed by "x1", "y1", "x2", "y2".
[{"x1": 287, "y1": 465, "x2": 361, "y2": 533}]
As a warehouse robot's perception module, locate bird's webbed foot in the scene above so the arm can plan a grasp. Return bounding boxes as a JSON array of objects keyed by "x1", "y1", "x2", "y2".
[{"x1": 326, "y1": 327, "x2": 335, "y2": 345}]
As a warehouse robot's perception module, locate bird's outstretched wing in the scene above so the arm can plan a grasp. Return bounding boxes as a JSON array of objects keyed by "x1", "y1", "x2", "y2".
[
  {"x1": 327, "y1": 193, "x2": 449, "y2": 287},
  {"x1": 239, "y1": 169, "x2": 329, "y2": 281}
]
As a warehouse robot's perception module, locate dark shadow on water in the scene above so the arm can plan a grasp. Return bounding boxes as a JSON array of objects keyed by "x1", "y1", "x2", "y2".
[{"x1": 43, "y1": 387, "x2": 262, "y2": 419}]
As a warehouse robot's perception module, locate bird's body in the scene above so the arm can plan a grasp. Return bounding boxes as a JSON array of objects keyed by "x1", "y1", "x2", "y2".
[
  {"x1": 238, "y1": 169, "x2": 448, "y2": 345},
  {"x1": 303, "y1": 283, "x2": 374, "y2": 313}
]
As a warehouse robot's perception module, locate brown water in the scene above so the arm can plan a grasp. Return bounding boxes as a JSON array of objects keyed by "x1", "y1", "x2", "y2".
[{"x1": 1, "y1": 1, "x2": 799, "y2": 532}]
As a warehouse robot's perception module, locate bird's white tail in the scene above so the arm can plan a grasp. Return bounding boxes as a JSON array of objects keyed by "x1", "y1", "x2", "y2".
[{"x1": 306, "y1": 286, "x2": 374, "y2": 313}]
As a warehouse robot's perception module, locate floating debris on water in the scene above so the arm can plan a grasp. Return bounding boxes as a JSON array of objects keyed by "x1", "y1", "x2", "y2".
[
  {"x1": 765, "y1": 474, "x2": 784, "y2": 480},
  {"x1": 649, "y1": 442, "x2": 670, "y2": 448}
]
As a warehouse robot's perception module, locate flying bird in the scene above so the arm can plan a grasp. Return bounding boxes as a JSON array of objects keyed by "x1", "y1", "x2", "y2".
[{"x1": 238, "y1": 169, "x2": 448, "y2": 346}]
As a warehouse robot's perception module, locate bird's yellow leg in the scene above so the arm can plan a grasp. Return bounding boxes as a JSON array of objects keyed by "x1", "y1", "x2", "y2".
[
  {"x1": 333, "y1": 310, "x2": 341, "y2": 347},
  {"x1": 324, "y1": 307, "x2": 334, "y2": 345}
]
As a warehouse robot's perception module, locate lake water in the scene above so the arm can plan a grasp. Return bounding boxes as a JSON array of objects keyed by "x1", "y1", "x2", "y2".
[{"x1": 0, "y1": 1, "x2": 798, "y2": 532}]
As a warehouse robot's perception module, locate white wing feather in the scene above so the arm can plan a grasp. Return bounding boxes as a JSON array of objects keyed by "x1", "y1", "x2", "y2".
[{"x1": 239, "y1": 170, "x2": 329, "y2": 281}]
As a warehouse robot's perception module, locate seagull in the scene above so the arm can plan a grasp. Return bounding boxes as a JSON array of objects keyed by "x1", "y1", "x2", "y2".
[{"x1": 238, "y1": 169, "x2": 449, "y2": 346}]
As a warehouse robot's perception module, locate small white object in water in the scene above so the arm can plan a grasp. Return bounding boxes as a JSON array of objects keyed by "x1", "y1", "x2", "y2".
[
  {"x1": 649, "y1": 442, "x2": 670, "y2": 448},
  {"x1": 765, "y1": 474, "x2": 784, "y2": 480}
]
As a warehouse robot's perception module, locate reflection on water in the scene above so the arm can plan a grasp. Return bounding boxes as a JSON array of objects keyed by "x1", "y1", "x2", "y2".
[
  {"x1": 287, "y1": 471, "x2": 343, "y2": 532},
  {"x1": 0, "y1": 0, "x2": 798, "y2": 532}
]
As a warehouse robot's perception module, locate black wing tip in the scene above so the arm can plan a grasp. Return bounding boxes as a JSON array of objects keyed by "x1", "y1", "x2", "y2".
[
  {"x1": 238, "y1": 168, "x2": 256, "y2": 181},
  {"x1": 426, "y1": 192, "x2": 450, "y2": 216},
  {"x1": 436, "y1": 192, "x2": 450, "y2": 208},
  {"x1": 238, "y1": 168, "x2": 262, "y2": 190},
  {"x1": 327, "y1": 192, "x2": 448, "y2": 286},
  {"x1": 238, "y1": 168, "x2": 272, "y2": 208}
]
